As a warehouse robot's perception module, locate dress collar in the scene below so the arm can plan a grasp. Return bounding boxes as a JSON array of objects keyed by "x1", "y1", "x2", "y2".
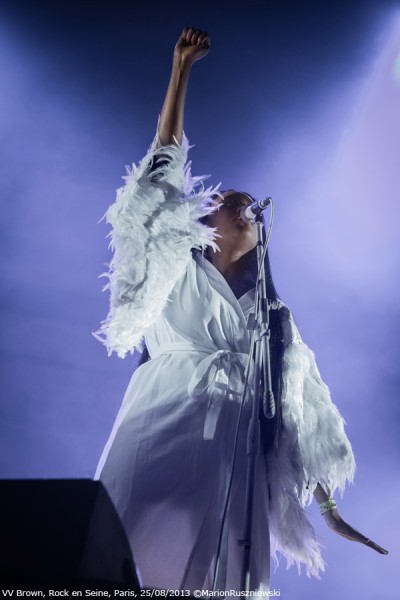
[{"x1": 193, "y1": 250, "x2": 255, "y2": 330}]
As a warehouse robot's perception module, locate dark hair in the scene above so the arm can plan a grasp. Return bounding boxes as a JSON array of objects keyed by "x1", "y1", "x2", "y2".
[
  {"x1": 261, "y1": 249, "x2": 284, "y2": 455},
  {"x1": 205, "y1": 190, "x2": 284, "y2": 453}
]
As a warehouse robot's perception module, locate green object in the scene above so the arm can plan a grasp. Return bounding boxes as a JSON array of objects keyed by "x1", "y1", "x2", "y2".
[{"x1": 319, "y1": 498, "x2": 337, "y2": 515}]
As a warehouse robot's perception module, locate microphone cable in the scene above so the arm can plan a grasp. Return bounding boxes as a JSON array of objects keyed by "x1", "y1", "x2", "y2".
[{"x1": 211, "y1": 198, "x2": 274, "y2": 590}]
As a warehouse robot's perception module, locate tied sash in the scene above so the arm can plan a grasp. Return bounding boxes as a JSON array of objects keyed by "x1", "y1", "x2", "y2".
[{"x1": 150, "y1": 342, "x2": 253, "y2": 440}]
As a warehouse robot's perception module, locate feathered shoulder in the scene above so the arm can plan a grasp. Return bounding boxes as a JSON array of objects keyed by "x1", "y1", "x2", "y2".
[{"x1": 93, "y1": 123, "x2": 220, "y2": 358}]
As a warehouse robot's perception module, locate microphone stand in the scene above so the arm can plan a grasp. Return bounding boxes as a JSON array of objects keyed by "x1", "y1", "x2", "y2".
[{"x1": 239, "y1": 214, "x2": 275, "y2": 591}]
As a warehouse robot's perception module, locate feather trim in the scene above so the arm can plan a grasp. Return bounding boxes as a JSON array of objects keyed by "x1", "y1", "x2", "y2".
[
  {"x1": 93, "y1": 127, "x2": 220, "y2": 358},
  {"x1": 267, "y1": 337, "x2": 356, "y2": 579}
]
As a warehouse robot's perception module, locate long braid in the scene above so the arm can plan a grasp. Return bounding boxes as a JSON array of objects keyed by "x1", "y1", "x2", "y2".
[{"x1": 262, "y1": 249, "x2": 284, "y2": 454}]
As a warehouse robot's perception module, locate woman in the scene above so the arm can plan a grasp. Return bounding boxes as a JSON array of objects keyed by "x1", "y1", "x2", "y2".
[{"x1": 93, "y1": 27, "x2": 388, "y2": 592}]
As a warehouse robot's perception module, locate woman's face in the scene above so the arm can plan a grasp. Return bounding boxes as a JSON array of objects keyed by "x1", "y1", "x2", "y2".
[{"x1": 207, "y1": 190, "x2": 258, "y2": 245}]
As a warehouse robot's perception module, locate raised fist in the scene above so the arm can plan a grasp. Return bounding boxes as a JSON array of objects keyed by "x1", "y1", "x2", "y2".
[{"x1": 173, "y1": 27, "x2": 211, "y2": 68}]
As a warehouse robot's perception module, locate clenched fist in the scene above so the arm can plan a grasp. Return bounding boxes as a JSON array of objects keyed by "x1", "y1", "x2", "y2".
[{"x1": 173, "y1": 27, "x2": 211, "y2": 69}]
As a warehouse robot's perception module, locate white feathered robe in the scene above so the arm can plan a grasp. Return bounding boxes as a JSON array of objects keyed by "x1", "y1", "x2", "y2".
[{"x1": 93, "y1": 126, "x2": 356, "y2": 591}]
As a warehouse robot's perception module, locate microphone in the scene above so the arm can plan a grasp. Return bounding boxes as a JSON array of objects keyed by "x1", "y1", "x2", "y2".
[{"x1": 240, "y1": 197, "x2": 272, "y2": 223}]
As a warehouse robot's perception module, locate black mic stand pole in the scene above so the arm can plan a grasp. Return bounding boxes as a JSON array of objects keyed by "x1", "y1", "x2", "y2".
[{"x1": 239, "y1": 214, "x2": 276, "y2": 591}]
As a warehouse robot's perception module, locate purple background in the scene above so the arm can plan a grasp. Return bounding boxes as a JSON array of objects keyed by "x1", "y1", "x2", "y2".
[{"x1": 0, "y1": 0, "x2": 399, "y2": 597}]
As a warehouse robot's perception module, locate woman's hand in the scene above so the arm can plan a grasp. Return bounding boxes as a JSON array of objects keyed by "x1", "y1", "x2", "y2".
[
  {"x1": 323, "y1": 507, "x2": 389, "y2": 555},
  {"x1": 173, "y1": 27, "x2": 211, "y2": 69},
  {"x1": 157, "y1": 27, "x2": 210, "y2": 147}
]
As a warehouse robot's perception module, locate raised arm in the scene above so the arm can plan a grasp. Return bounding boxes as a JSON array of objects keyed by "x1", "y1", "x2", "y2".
[
  {"x1": 93, "y1": 27, "x2": 218, "y2": 359},
  {"x1": 157, "y1": 27, "x2": 210, "y2": 147}
]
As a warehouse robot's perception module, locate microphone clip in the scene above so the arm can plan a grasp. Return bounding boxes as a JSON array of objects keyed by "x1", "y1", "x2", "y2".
[{"x1": 240, "y1": 197, "x2": 272, "y2": 224}]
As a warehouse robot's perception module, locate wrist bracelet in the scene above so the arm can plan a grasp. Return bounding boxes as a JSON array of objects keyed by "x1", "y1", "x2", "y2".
[{"x1": 319, "y1": 498, "x2": 337, "y2": 515}]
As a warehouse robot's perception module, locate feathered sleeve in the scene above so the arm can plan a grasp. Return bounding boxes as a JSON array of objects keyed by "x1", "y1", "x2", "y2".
[
  {"x1": 267, "y1": 305, "x2": 356, "y2": 578},
  {"x1": 93, "y1": 123, "x2": 220, "y2": 358}
]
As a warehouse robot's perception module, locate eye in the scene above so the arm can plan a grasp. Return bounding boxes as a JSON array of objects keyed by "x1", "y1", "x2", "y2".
[
  {"x1": 223, "y1": 196, "x2": 250, "y2": 208},
  {"x1": 223, "y1": 198, "x2": 236, "y2": 207}
]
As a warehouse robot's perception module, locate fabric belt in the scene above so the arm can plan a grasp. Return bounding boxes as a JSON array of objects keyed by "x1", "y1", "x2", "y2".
[{"x1": 151, "y1": 343, "x2": 252, "y2": 440}]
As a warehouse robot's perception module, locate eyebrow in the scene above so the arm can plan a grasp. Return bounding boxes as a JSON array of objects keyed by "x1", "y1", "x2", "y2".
[{"x1": 223, "y1": 193, "x2": 253, "y2": 204}]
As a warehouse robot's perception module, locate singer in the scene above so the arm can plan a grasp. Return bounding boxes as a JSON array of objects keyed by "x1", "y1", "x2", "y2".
[{"x1": 93, "y1": 27, "x2": 388, "y2": 592}]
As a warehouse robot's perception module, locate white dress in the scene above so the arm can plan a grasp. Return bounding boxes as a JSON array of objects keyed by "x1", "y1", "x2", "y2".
[{"x1": 93, "y1": 125, "x2": 356, "y2": 591}]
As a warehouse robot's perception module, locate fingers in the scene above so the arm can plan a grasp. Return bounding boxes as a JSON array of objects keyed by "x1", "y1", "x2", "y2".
[
  {"x1": 336, "y1": 531, "x2": 389, "y2": 555},
  {"x1": 181, "y1": 27, "x2": 210, "y2": 47},
  {"x1": 365, "y1": 539, "x2": 389, "y2": 555},
  {"x1": 197, "y1": 32, "x2": 210, "y2": 48},
  {"x1": 344, "y1": 528, "x2": 389, "y2": 555},
  {"x1": 329, "y1": 517, "x2": 389, "y2": 555}
]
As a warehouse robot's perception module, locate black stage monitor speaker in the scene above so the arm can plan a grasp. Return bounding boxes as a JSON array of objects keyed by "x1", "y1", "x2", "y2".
[{"x1": 0, "y1": 479, "x2": 141, "y2": 589}]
